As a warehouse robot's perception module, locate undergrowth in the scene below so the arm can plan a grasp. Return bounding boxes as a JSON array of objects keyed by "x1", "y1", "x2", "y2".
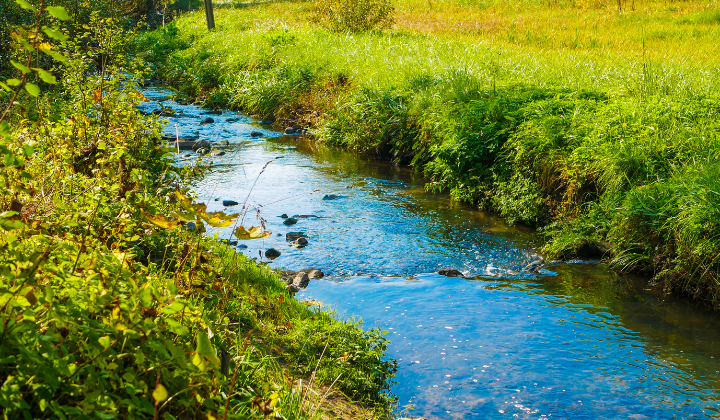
[{"x1": 0, "y1": 1, "x2": 396, "y2": 418}]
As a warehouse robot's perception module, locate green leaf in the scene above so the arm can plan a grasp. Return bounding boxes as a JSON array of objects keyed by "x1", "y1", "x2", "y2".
[
  {"x1": 0, "y1": 219, "x2": 25, "y2": 230},
  {"x1": 15, "y1": 0, "x2": 36, "y2": 12},
  {"x1": 0, "y1": 82, "x2": 10, "y2": 92},
  {"x1": 159, "y1": 300, "x2": 186, "y2": 315},
  {"x1": 18, "y1": 38, "x2": 34, "y2": 53},
  {"x1": 98, "y1": 336, "x2": 112, "y2": 349},
  {"x1": 165, "y1": 318, "x2": 189, "y2": 336},
  {"x1": 11, "y1": 60, "x2": 31, "y2": 74},
  {"x1": 153, "y1": 384, "x2": 168, "y2": 403},
  {"x1": 25, "y1": 83, "x2": 40, "y2": 97},
  {"x1": 46, "y1": 6, "x2": 71, "y2": 21},
  {"x1": 165, "y1": 340, "x2": 188, "y2": 368},
  {"x1": 42, "y1": 26, "x2": 68, "y2": 42},
  {"x1": 41, "y1": 49, "x2": 68, "y2": 64},
  {"x1": 6, "y1": 79, "x2": 22, "y2": 87},
  {"x1": 0, "y1": 122, "x2": 10, "y2": 138},
  {"x1": 22, "y1": 145, "x2": 34, "y2": 157},
  {"x1": 35, "y1": 69, "x2": 56, "y2": 84},
  {"x1": 195, "y1": 331, "x2": 220, "y2": 366}
]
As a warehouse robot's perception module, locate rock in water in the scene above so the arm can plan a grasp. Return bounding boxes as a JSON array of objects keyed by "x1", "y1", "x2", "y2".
[
  {"x1": 284, "y1": 127, "x2": 296, "y2": 135},
  {"x1": 286, "y1": 284, "x2": 300, "y2": 293},
  {"x1": 322, "y1": 194, "x2": 345, "y2": 200},
  {"x1": 192, "y1": 140, "x2": 212, "y2": 152},
  {"x1": 250, "y1": 130, "x2": 263, "y2": 137},
  {"x1": 280, "y1": 214, "x2": 289, "y2": 219},
  {"x1": 200, "y1": 117, "x2": 215, "y2": 124},
  {"x1": 286, "y1": 232, "x2": 306, "y2": 241},
  {"x1": 283, "y1": 217, "x2": 298, "y2": 226},
  {"x1": 294, "y1": 237, "x2": 309, "y2": 247},
  {"x1": 222, "y1": 200, "x2": 239, "y2": 206},
  {"x1": 201, "y1": 110, "x2": 222, "y2": 115},
  {"x1": 265, "y1": 248, "x2": 281, "y2": 260},
  {"x1": 293, "y1": 272, "x2": 310, "y2": 288},
  {"x1": 307, "y1": 269, "x2": 324, "y2": 279},
  {"x1": 209, "y1": 150, "x2": 226, "y2": 157},
  {"x1": 437, "y1": 268, "x2": 463, "y2": 277}
]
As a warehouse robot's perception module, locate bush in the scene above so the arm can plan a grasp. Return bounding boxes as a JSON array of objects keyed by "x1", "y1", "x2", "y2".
[{"x1": 313, "y1": 0, "x2": 395, "y2": 32}]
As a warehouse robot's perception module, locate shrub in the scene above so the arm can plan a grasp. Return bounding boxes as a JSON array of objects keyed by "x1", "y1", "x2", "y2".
[{"x1": 313, "y1": 0, "x2": 395, "y2": 32}]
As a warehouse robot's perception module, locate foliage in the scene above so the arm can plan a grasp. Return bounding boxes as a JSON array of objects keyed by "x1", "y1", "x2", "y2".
[
  {"x1": 492, "y1": 172, "x2": 547, "y2": 226},
  {"x1": 313, "y1": 0, "x2": 395, "y2": 32},
  {"x1": 0, "y1": 1, "x2": 396, "y2": 418}
]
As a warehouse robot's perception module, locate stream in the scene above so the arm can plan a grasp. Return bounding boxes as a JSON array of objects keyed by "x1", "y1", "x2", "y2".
[{"x1": 141, "y1": 88, "x2": 720, "y2": 419}]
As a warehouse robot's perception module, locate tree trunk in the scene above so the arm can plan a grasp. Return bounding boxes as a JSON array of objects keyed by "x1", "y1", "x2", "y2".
[{"x1": 204, "y1": 0, "x2": 215, "y2": 30}]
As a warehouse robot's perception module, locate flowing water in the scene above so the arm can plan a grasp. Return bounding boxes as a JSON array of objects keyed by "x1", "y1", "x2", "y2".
[{"x1": 142, "y1": 88, "x2": 720, "y2": 419}]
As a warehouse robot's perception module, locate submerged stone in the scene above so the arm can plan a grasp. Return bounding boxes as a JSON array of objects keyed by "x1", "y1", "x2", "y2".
[
  {"x1": 437, "y1": 268, "x2": 463, "y2": 277},
  {"x1": 286, "y1": 232, "x2": 306, "y2": 241},
  {"x1": 265, "y1": 248, "x2": 281, "y2": 259},
  {"x1": 293, "y1": 272, "x2": 310, "y2": 288},
  {"x1": 191, "y1": 140, "x2": 212, "y2": 152}
]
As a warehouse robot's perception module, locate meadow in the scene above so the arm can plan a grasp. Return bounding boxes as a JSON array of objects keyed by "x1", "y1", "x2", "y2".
[{"x1": 140, "y1": 0, "x2": 720, "y2": 305}]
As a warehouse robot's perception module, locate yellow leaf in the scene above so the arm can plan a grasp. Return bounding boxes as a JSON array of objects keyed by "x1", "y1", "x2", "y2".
[
  {"x1": 234, "y1": 226, "x2": 272, "y2": 240},
  {"x1": 93, "y1": 89, "x2": 102, "y2": 103},
  {"x1": 130, "y1": 91, "x2": 147, "y2": 102},
  {"x1": 205, "y1": 214, "x2": 237, "y2": 228},
  {"x1": 153, "y1": 383, "x2": 168, "y2": 403},
  {"x1": 112, "y1": 306, "x2": 120, "y2": 318},
  {"x1": 192, "y1": 352, "x2": 206, "y2": 371},
  {"x1": 208, "y1": 413, "x2": 217, "y2": 420},
  {"x1": 141, "y1": 210, "x2": 179, "y2": 229}
]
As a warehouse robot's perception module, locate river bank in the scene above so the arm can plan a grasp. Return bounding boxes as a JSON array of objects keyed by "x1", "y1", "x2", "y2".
[{"x1": 137, "y1": 1, "x2": 720, "y2": 307}]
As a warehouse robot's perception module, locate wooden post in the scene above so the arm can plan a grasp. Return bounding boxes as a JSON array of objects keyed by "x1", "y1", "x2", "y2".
[{"x1": 204, "y1": 0, "x2": 215, "y2": 30}]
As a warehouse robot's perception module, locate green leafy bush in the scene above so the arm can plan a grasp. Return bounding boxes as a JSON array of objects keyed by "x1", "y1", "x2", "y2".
[
  {"x1": 0, "y1": 2, "x2": 396, "y2": 417},
  {"x1": 313, "y1": 0, "x2": 395, "y2": 32}
]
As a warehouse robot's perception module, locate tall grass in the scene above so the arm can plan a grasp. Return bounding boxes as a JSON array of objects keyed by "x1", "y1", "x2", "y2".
[{"x1": 138, "y1": 0, "x2": 720, "y2": 305}]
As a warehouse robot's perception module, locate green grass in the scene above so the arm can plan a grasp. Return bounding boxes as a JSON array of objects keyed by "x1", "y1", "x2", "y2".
[{"x1": 138, "y1": 1, "x2": 720, "y2": 306}]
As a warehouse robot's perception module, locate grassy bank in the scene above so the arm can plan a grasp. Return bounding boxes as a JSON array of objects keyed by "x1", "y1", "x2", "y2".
[
  {"x1": 0, "y1": 3, "x2": 395, "y2": 418},
  {"x1": 138, "y1": 0, "x2": 720, "y2": 306}
]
